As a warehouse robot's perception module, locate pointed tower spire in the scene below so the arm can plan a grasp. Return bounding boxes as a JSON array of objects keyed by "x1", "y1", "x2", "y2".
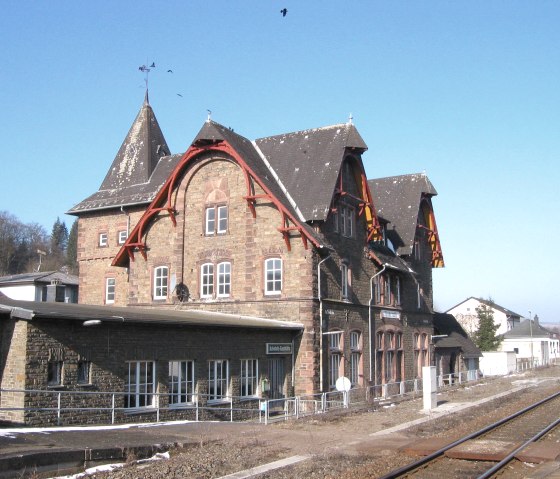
[{"x1": 99, "y1": 96, "x2": 170, "y2": 190}]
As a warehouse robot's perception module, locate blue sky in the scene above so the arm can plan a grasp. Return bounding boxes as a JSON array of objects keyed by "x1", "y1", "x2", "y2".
[{"x1": 1, "y1": 1, "x2": 559, "y2": 321}]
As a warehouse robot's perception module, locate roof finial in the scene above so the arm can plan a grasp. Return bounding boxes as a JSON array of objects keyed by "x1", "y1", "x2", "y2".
[
  {"x1": 347, "y1": 113, "x2": 353, "y2": 125},
  {"x1": 206, "y1": 109, "x2": 212, "y2": 122},
  {"x1": 138, "y1": 61, "x2": 155, "y2": 101}
]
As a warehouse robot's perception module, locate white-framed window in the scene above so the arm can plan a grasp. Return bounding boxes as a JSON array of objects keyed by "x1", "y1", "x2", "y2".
[
  {"x1": 208, "y1": 360, "x2": 229, "y2": 401},
  {"x1": 77, "y1": 360, "x2": 91, "y2": 385},
  {"x1": 240, "y1": 359, "x2": 258, "y2": 397},
  {"x1": 154, "y1": 266, "x2": 169, "y2": 300},
  {"x1": 217, "y1": 262, "x2": 231, "y2": 297},
  {"x1": 350, "y1": 331, "x2": 361, "y2": 387},
  {"x1": 126, "y1": 361, "x2": 156, "y2": 409},
  {"x1": 264, "y1": 258, "x2": 282, "y2": 295},
  {"x1": 340, "y1": 205, "x2": 354, "y2": 238},
  {"x1": 99, "y1": 232, "x2": 108, "y2": 247},
  {"x1": 201, "y1": 263, "x2": 214, "y2": 298},
  {"x1": 47, "y1": 361, "x2": 63, "y2": 387},
  {"x1": 329, "y1": 331, "x2": 343, "y2": 389},
  {"x1": 395, "y1": 276, "x2": 401, "y2": 306},
  {"x1": 118, "y1": 230, "x2": 128, "y2": 244},
  {"x1": 169, "y1": 360, "x2": 195, "y2": 406},
  {"x1": 341, "y1": 263, "x2": 350, "y2": 300},
  {"x1": 105, "y1": 278, "x2": 115, "y2": 304},
  {"x1": 205, "y1": 205, "x2": 228, "y2": 235}
]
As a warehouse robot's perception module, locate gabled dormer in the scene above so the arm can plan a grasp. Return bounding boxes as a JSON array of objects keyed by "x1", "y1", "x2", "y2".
[
  {"x1": 255, "y1": 122, "x2": 381, "y2": 244},
  {"x1": 368, "y1": 173, "x2": 443, "y2": 268}
]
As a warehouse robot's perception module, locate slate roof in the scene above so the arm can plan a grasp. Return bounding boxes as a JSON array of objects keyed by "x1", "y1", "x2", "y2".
[
  {"x1": 502, "y1": 319, "x2": 553, "y2": 339},
  {"x1": 67, "y1": 95, "x2": 181, "y2": 215},
  {"x1": 0, "y1": 295, "x2": 303, "y2": 331},
  {"x1": 190, "y1": 121, "x2": 325, "y2": 247},
  {"x1": 369, "y1": 242, "x2": 415, "y2": 273},
  {"x1": 0, "y1": 271, "x2": 78, "y2": 286},
  {"x1": 433, "y1": 313, "x2": 482, "y2": 358},
  {"x1": 255, "y1": 123, "x2": 368, "y2": 222},
  {"x1": 368, "y1": 173, "x2": 437, "y2": 256},
  {"x1": 445, "y1": 297, "x2": 523, "y2": 319}
]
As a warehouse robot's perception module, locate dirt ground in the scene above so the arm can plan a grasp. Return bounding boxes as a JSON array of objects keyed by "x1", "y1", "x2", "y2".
[{"x1": 83, "y1": 366, "x2": 560, "y2": 479}]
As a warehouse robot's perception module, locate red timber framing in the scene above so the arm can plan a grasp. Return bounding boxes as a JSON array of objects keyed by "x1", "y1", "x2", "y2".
[
  {"x1": 418, "y1": 197, "x2": 444, "y2": 268},
  {"x1": 112, "y1": 141, "x2": 319, "y2": 266},
  {"x1": 333, "y1": 158, "x2": 382, "y2": 243}
]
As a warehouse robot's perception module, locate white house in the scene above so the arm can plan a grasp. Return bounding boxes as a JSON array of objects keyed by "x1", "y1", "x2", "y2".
[
  {"x1": 446, "y1": 297, "x2": 522, "y2": 337},
  {"x1": 0, "y1": 272, "x2": 78, "y2": 303},
  {"x1": 499, "y1": 318, "x2": 560, "y2": 366}
]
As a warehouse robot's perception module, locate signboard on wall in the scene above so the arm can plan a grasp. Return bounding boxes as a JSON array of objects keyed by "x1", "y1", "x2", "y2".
[
  {"x1": 381, "y1": 310, "x2": 401, "y2": 320},
  {"x1": 266, "y1": 343, "x2": 292, "y2": 355}
]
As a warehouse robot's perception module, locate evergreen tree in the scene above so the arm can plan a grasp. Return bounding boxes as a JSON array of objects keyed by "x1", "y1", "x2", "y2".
[
  {"x1": 66, "y1": 219, "x2": 79, "y2": 274},
  {"x1": 474, "y1": 302, "x2": 501, "y2": 351}
]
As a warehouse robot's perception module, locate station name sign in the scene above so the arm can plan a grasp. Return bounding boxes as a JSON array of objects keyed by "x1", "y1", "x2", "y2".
[
  {"x1": 266, "y1": 343, "x2": 292, "y2": 355},
  {"x1": 381, "y1": 310, "x2": 401, "y2": 319}
]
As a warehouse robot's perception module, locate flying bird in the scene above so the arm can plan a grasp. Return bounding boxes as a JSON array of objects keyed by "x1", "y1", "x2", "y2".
[
  {"x1": 167, "y1": 69, "x2": 173, "y2": 73},
  {"x1": 280, "y1": 8, "x2": 287, "y2": 17},
  {"x1": 177, "y1": 93, "x2": 183, "y2": 97},
  {"x1": 150, "y1": 62, "x2": 155, "y2": 68}
]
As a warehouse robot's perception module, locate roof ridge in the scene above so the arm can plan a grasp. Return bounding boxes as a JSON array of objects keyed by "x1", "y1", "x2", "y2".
[{"x1": 251, "y1": 140, "x2": 306, "y2": 222}]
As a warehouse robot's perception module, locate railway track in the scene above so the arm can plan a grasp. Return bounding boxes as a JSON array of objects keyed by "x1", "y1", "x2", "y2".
[{"x1": 378, "y1": 390, "x2": 560, "y2": 479}]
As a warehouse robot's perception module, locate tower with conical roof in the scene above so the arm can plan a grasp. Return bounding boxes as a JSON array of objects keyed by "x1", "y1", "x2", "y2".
[{"x1": 68, "y1": 94, "x2": 182, "y2": 304}]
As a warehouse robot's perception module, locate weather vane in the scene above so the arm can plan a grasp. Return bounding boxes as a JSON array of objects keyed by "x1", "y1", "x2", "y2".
[{"x1": 138, "y1": 61, "x2": 155, "y2": 91}]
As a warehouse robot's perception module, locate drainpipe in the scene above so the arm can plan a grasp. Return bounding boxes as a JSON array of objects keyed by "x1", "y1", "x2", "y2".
[
  {"x1": 318, "y1": 254, "x2": 334, "y2": 392},
  {"x1": 369, "y1": 264, "x2": 387, "y2": 385}
]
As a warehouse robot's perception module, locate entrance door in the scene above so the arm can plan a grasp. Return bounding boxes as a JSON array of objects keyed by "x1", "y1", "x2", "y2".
[{"x1": 268, "y1": 358, "x2": 285, "y2": 399}]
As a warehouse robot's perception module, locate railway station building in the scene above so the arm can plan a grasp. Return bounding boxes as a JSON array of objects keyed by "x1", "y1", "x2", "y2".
[{"x1": 0, "y1": 94, "x2": 445, "y2": 424}]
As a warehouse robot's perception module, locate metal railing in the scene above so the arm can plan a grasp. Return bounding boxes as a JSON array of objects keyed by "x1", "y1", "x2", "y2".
[{"x1": 0, "y1": 367, "x2": 514, "y2": 428}]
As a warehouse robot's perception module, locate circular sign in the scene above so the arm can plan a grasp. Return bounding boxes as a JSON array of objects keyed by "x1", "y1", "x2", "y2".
[{"x1": 335, "y1": 376, "x2": 351, "y2": 392}]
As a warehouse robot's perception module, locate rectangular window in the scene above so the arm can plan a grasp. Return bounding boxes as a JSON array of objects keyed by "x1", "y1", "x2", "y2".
[
  {"x1": 264, "y1": 258, "x2": 282, "y2": 295},
  {"x1": 395, "y1": 276, "x2": 401, "y2": 306},
  {"x1": 240, "y1": 359, "x2": 258, "y2": 397},
  {"x1": 341, "y1": 263, "x2": 349, "y2": 300},
  {"x1": 329, "y1": 331, "x2": 343, "y2": 389},
  {"x1": 340, "y1": 205, "x2": 354, "y2": 237},
  {"x1": 208, "y1": 360, "x2": 229, "y2": 401},
  {"x1": 118, "y1": 230, "x2": 128, "y2": 244},
  {"x1": 350, "y1": 331, "x2": 361, "y2": 387},
  {"x1": 217, "y1": 206, "x2": 228, "y2": 234},
  {"x1": 205, "y1": 207, "x2": 216, "y2": 235},
  {"x1": 217, "y1": 262, "x2": 231, "y2": 297},
  {"x1": 105, "y1": 278, "x2": 115, "y2": 304},
  {"x1": 154, "y1": 266, "x2": 168, "y2": 300},
  {"x1": 169, "y1": 360, "x2": 195, "y2": 405},
  {"x1": 201, "y1": 263, "x2": 214, "y2": 298},
  {"x1": 374, "y1": 276, "x2": 382, "y2": 304},
  {"x1": 384, "y1": 275, "x2": 392, "y2": 305},
  {"x1": 47, "y1": 361, "x2": 63, "y2": 387},
  {"x1": 99, "y1": 232, "x2": 108, "y2": 247},
  {"x1": 329, "y1": 353, "x2": 342, "y2": 389},
  {"x1": 205, "y1": 205, "x2": 228, "y2": 235},
  {"x1": 77, "y1": 360, "x2": 91, "y2": 385},
  {"x1": 126, "y1": 361, "x2": 155, "y2": 408}
]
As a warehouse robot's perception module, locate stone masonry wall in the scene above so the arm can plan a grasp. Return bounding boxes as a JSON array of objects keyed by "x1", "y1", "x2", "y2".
[{"x1": 0, "y1": 320, "x2": 28, "y2": 423}]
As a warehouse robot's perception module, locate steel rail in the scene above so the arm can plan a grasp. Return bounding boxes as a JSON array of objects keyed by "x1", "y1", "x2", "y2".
[
  {"x1": 377, "y1": 390, "x2": 560, "y2": 479},
  {"x1": 477, "y1": 415, "x2": 560, "y2": 479}
]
